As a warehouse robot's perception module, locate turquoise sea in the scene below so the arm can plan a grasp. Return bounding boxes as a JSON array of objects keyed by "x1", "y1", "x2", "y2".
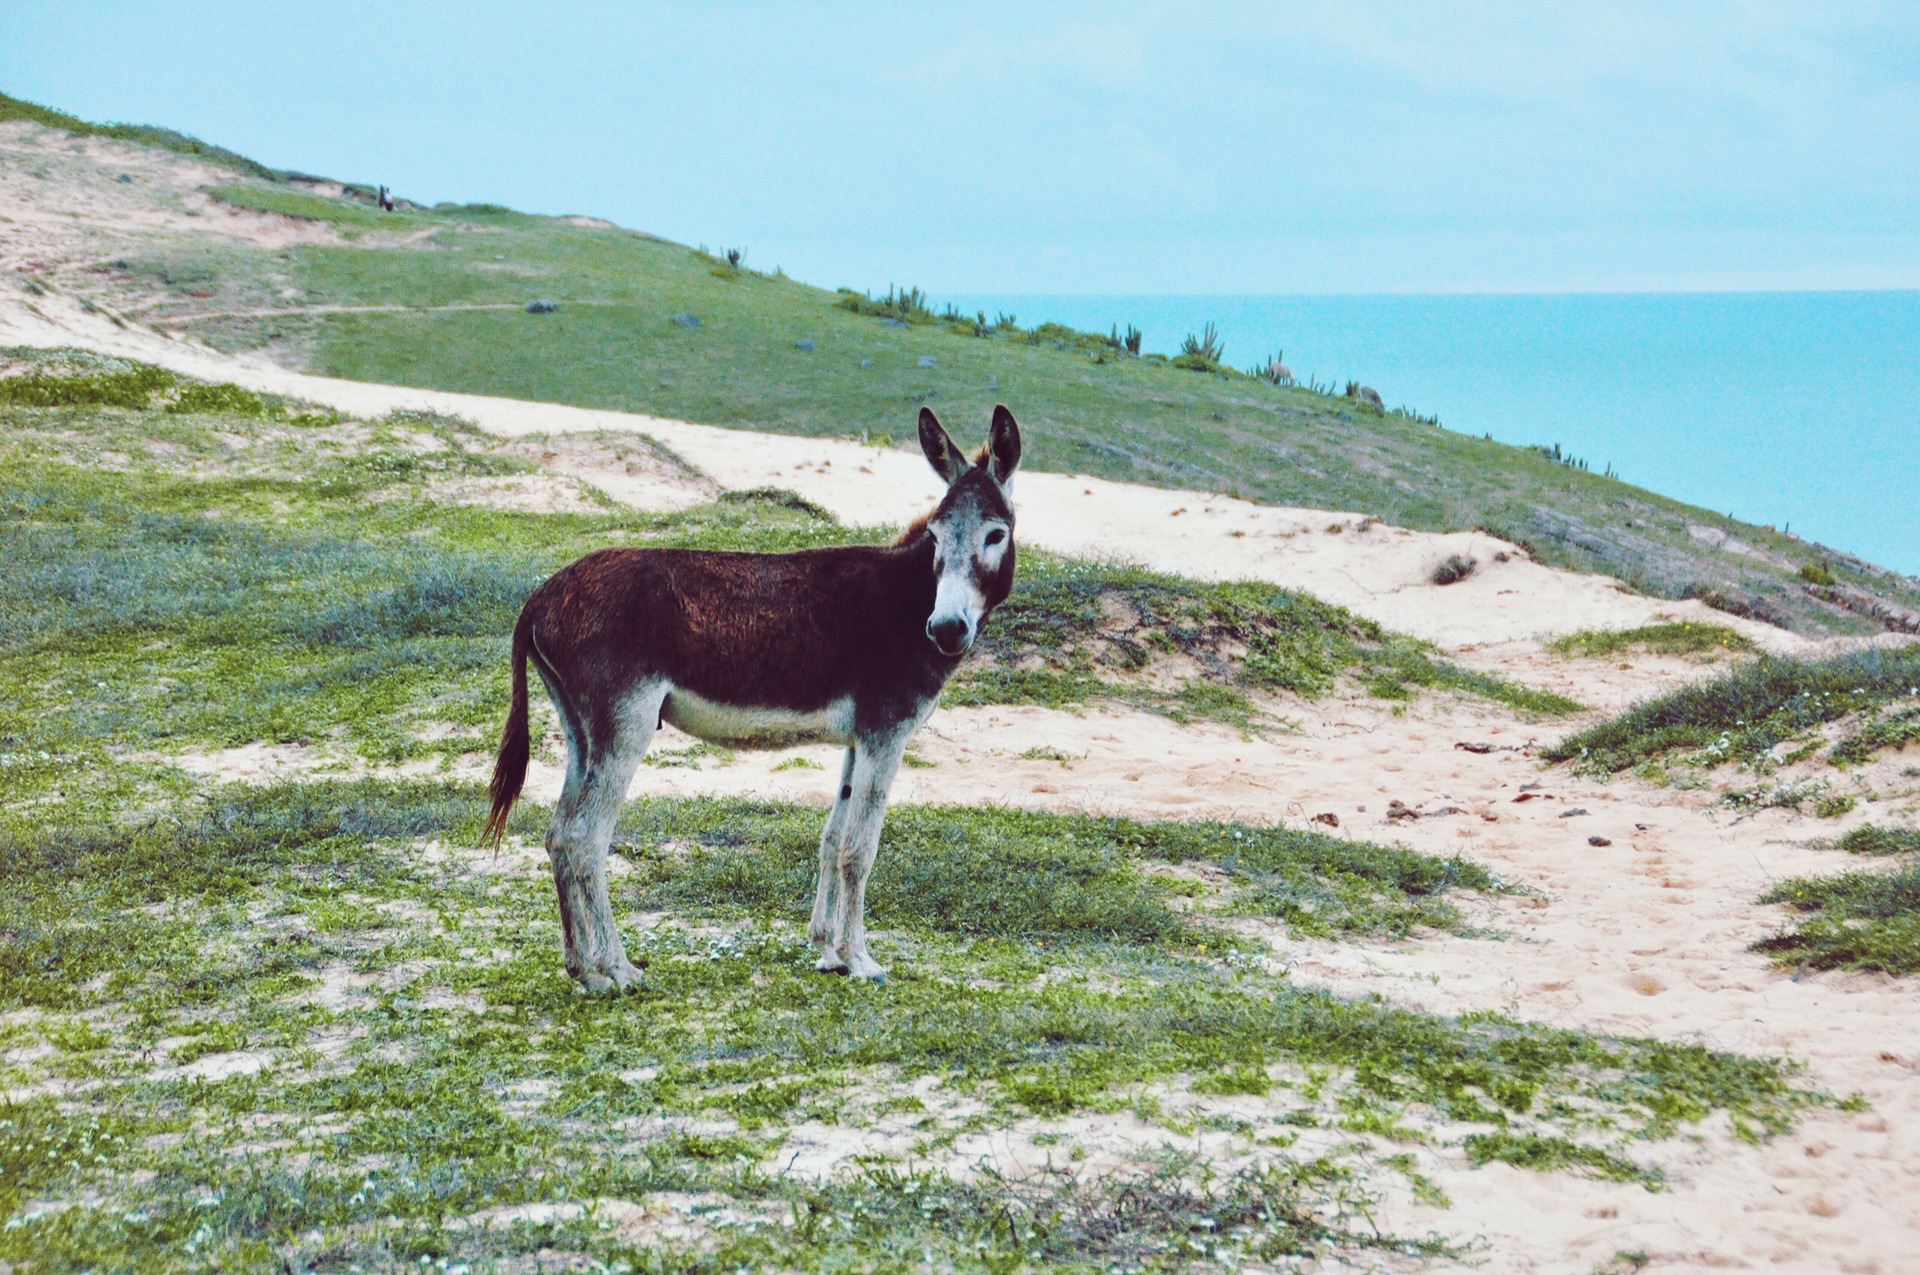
[{"x1": 946, "y1": 292, "x2": 1919, "y2": 576}]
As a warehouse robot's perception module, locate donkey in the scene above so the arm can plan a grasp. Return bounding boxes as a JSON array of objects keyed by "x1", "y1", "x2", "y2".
[{"x1": 483, "y1": 406, "x2": 1022, "y2": 990}]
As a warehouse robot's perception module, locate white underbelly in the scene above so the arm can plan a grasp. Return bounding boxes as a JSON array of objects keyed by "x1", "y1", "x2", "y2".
[{"x1": 660, "y1": 687, "x2": 856, "y2": 749}]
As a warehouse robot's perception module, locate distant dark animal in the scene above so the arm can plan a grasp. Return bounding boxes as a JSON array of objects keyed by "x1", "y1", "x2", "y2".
[{"x1": 485, "y1": 407, "x2": 1024, "y2": 991}]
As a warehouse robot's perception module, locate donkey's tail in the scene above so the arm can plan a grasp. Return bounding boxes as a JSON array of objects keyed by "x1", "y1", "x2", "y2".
[{"x1": 483, "y1": 606, "x2": 535, "y2": 848}]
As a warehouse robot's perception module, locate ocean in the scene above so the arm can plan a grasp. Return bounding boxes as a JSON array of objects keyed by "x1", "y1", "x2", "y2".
[{"x1": 944, "y1": 292, "x2": 1920, "y2": 576}]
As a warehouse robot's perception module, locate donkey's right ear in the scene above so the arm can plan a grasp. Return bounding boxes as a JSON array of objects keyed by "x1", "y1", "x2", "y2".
[{"x1": 918, "y1": 407, "x2": 969, "y2": 486}]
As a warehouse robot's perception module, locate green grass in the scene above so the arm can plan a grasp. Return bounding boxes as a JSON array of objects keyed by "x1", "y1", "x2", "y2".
[
  {"x1": 1546, "y1": 621, "x2": 1755, "y2": 659},
  {"x1": 15, "y1": 82, "x2": 1912, "y2": 637},
  {"x1": 613, "y1": 798, "x2": 1505, "y2": 943},
  {"x1": 0, "y1": 778, "x2": 1826, "y2": 1270},
  {"x1": 1753, "y1": 859, "x2": 1920, "y2": 974},
  {"x1": 1461, "y1": 1132, "x2": 1661, "y2": 1188},
  {"x1": 205, "y1": 182, "x2": 405, "y2": 233},
  {"x1": 1544, "y1": 648, "x2": 1920, "y2": 775},
  {"x1": 1830, "y1": 824, "x2": 1920, "y2": 856},
  {"x1": 955, "y1": 559, "x2": 1581, "y2": 725}
]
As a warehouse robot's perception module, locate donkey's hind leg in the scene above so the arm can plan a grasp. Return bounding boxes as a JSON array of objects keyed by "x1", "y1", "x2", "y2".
[
  {"x1": 546, "y1": 679, "x2": 667, "y2": 993},
  {"x1": 808, "y1": 748, "x2": 857, "y2": 973}
]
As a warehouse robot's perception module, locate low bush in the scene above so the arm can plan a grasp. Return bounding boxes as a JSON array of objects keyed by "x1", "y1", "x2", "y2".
[
  {"x1": 1545, "y1": 648, "x2": 1920, "y2": 773},
  {"x1": 1753, "y1": 860, "x2": 1920, "y2": 974},
  {"x1": 1546, "y1": 622, "x2": 1754, "y2": 659},
  {"x1": 1833, "y1": 824, "x2": 1920, "y2": 857}
]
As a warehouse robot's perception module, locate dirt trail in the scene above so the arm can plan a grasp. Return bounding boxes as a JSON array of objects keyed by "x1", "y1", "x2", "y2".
[{"x1": 7, "y1": 196, "x2": 1920, "y2": 1272}]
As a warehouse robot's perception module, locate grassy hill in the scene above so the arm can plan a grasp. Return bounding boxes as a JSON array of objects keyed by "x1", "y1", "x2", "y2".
[
  {"x1": 9, "y1": 88, "x2": 1918, "y2": 637},
  {"x1": 0, "y1": 352, "x2": 1826, "y2": 1271}
]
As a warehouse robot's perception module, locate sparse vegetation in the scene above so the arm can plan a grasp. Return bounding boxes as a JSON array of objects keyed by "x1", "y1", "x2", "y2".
[
  {"x1": 955, "y1": 561, "x2": 1581, "y2": 725},
  {"x1": 1462, "y1": 1132, "x2": 1660, "y2": 1187},
  {"x1": 615, "y1": 798, "x2": 1506, "y2": 942},
  {"x1": 1753, "y1": 859, "x2": 1920, "y2": 974},
  {"x1": 0, "y1": 359, "x2": 1576, "y2": 800},
  {"x1": 1545, "y1": 648, "x2": 1920, "y2": 774},
  {"x1": 1547, "y1": 621, "x2": 1755, "y2": 659},
  {"x1": 0, "y1": 364, "x2": 1832, "y2": 1267},
  {"x1": 1174, "y1": 321, "x2": 1227, "y2": 372},
  {"x1": 1430, "y1": 554, "x2": 1477, "y2": 586},
  {"x1": 0, "y1": 775, "x2": 1826, "y2": 1269},
  {"x1": 0, "y1": 92, "x2": 1902, "y2": 1265},
  {"x1": 0, "y1": 88, "x2": 288, "y2": 182},
  {"x1": 1831, "y1": 824, "x2": 1920, "y2": 857},
  {"x1": 207, "y1": 182, "x2": 396, "y2": 232}
]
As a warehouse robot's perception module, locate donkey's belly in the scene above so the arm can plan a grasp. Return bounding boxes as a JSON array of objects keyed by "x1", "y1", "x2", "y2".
[{"x1": 660, "y1": 687, "x2": 856, "y2": 749}]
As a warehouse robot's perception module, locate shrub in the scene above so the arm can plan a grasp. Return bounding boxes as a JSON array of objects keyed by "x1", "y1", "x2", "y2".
[
  {"x1": 1173, "y1": 322, "x2": 1225, "y2": 372},
  {"x1": 1753, "y1": 859, "x2": 1920, "y2": 974},
  {"x1": 1833, "y1": 825, "x2": 1920, "y2": 857},
  {"x1": 0, "y1": 364, "x2": 175, "y2": 408},
  {"x1": 1546, "y1": 622, "x2": 1754, "y2": 659},
  {"x1": 167, "y1": 382, "x2": 267, "y2": 416},
  {"x1": 835, "y1": 284, "x2": 935, "y2": 324},
  {"x1": 1546, "y1": 647, "x2": 1920, "y2": 773}
]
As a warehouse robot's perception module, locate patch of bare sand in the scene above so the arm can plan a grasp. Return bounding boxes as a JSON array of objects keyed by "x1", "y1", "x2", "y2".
[
  {"x1": 132, "y1": 741, "x2": 443, "y2": 785},
  {"x1": 494, "y1": 430, "x2": 719, "y2": 512},
  {"x1": 409, "y1": 472, "x2": 608, "y2": 515},
  {"x1": 0, "y1": 120, "x2": 347, "y2": 270}
]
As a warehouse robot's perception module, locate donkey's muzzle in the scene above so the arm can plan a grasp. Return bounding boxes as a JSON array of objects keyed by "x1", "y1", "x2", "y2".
[{"x1": 926, "y1": 617, "x2": 973, "y2": 657}]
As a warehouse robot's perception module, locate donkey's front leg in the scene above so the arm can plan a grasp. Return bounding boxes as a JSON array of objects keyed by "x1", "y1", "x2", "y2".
[
  {"x1": 832, "y1": 729, "x2": 912, "y2": 983},
  {"x1": 809, "y1": 749, "x2": 857, "y2": 973}
]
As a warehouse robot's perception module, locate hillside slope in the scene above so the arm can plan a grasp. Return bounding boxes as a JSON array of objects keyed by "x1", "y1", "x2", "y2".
[{"x1": 5, "y1": 90, "x2": 1917, "y2": 637}]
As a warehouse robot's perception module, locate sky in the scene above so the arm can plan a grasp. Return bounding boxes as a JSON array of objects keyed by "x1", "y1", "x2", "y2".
[{"x1": 4, "y1": 1, "x2": 1919, "y2": 295}]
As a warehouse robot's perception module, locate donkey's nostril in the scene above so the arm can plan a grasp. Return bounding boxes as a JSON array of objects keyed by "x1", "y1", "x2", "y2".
[{"x1": 926, "y1": 617, "x2": 971, "y2": 655}]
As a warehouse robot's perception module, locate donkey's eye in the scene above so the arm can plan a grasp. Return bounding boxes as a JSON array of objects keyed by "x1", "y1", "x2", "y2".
[{"x1": 984, "y1": 528, "x2": 1007, "y2": 547}]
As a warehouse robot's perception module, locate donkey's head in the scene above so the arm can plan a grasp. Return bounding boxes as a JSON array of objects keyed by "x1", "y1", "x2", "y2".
[{"x1": 916, "y1": 405, "x2": 1022, "y2": 657}]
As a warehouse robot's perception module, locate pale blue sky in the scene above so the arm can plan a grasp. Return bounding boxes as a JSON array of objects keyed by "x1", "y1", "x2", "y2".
[{"x1": 5, "y1": 2, "x2": 1918, "y2": 294}]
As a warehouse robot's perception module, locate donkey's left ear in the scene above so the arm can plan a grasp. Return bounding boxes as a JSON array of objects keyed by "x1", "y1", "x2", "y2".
[{"x1": 987, "y1": 404, "x2": 1022, "y2": 487}]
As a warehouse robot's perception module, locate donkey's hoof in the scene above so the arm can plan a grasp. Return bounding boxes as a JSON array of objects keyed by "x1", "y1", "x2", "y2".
[
  {"x1": 815, "y1": 954, "x2": 851, "y2": 976},
  {"x1": 576, "y1": 958, "x2": 645, "y2": 995}
]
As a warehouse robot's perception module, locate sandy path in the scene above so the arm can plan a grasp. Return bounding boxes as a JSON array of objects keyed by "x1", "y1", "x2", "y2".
[{"x1": 10, "y1": 262, "x2": 1920, "y2": 1272}]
